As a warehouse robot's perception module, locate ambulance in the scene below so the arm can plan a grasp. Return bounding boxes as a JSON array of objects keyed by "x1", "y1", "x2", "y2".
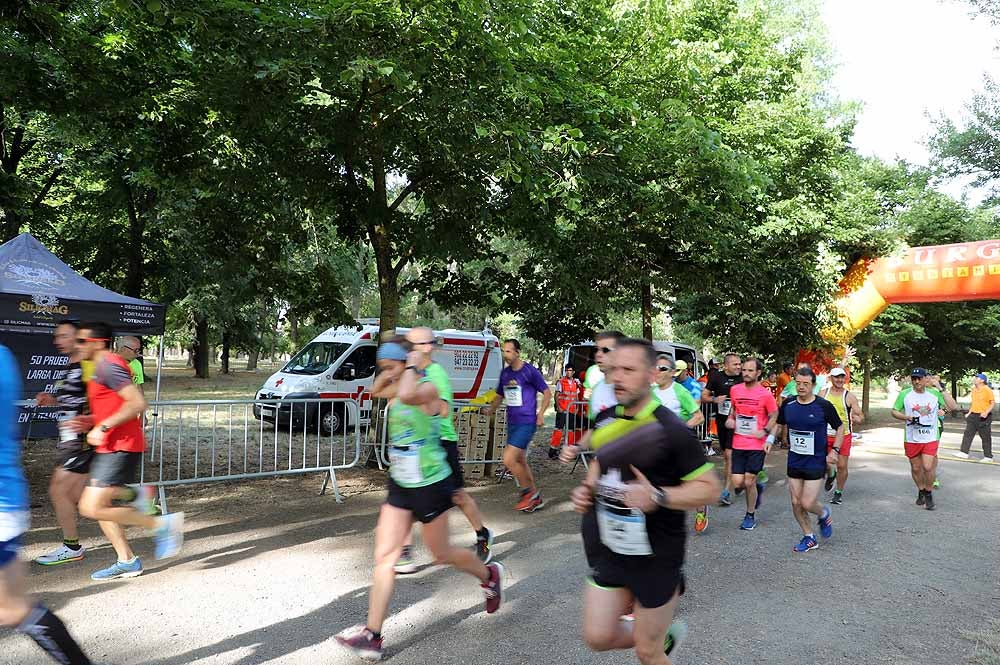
[{"x1": 254, "y1": 321, "x2": 502, "y2": 434}]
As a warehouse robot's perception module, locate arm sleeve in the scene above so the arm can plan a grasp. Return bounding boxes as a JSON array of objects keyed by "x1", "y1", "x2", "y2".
[
  {"x1": 677, "y1": 386, "x2": 697, "y2": 417},
  {"x1": 892, "y1": 391, "x2": 906, "y2": 411},
  {"x1": 821, "y1": 398, "x2": 843, "y2": 430}
]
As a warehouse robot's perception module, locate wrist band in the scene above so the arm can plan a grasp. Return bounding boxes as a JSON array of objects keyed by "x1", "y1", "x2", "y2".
[{"x1": 765, "y1": 434, "x2": 775, "y2": 445}]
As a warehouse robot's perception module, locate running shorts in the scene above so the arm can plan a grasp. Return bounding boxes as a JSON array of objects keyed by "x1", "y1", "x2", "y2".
[
  {"x1": 826, "y1": 434, "x2": 852, "y2": 457},
  {"x1": 731, "y1": 449, "x2": 765, "y2": 475},
  {"x1": 442, "y1": 439, "x2": 464, "y2": 488},
  {"x1": 386, "y1": 475, "x2": 456, "y2": 524},
  {"x1": 588, "y1": 564, "x2": 686, "y2": 609},
  {"x1": 507, "y1": 423, "x2": 537, "y2": 450},
  {"x1": 787, "y1": 466, "x2": 825, "y2": 481},
  {"x1": 0, "y1": 534, "x2": 21, "y2": 567},
  {"x1": 904, "y1": 441, "x2": 939, "y2": 459},
  {"x1": 715, "y1": 416, "x2": 733, "y2": 450},
  {"x1": 55, "y1": 443, "x2": 94, "y2": 474},
  {"x1": 88, "y1": 451, "x2": 142, "y2": 488}
]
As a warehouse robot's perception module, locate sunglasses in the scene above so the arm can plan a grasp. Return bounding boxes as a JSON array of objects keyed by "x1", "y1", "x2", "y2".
[
  {"x1": 598, "y1": 346, "x2": 615, "y2": 354},
  {"x1": 656, "y1": 365, "x2": 673, "y2": 372},
  {"x1": 121, "y1": 345, "x2": 138, "y2": 353},
  {"x1": 76, "y1": 337, "x2": 109, "y2": 344}
]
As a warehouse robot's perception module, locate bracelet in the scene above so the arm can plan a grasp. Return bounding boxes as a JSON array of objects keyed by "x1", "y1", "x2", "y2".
[{"x1": 765, "y1": 434, "x2": 775, "y2": 445}]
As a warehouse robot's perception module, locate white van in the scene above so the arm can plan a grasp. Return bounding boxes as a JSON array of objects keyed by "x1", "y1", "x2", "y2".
[
  {"x1": 563, "y1": 340, "x2": 706, "y2": 382},
  {"x1": 254, "y1": 322, "x2": 502, "y2": 433}
]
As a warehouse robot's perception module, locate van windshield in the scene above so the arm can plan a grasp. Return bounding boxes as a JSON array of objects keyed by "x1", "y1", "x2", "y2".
[{"x1": 282, "y1": 342, "x2": 350, "y2": 376}]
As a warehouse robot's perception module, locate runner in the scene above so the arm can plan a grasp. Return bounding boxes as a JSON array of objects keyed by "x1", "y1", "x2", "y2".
[
  {"x1": 568, "y1": 338, "x2": 719, "y2": 665},
  {"x1": 777, "y1": 367, "x2": 841, "y2": 552},
  {"x1": 891, "y1": 367, "x2": 948, "y2": 510},
  {"x1": 373, "y1": 330, "x2": 494, "y2": 574},
  {"x1": 33, "y1": 320, "x2": 93, "y2": 566},
  {"x1": 957, "y1": 372, "x2": 994, "y2": 462},
  {"x1": 819, "y1": 367, "x2": 863, "y2": 504},
  {"x1": 586, "y1": 331, "x2": 624, "y2": 418},
  {"x1": 775, "y1": 362, "x2": 794, "y2": 397},
  {"x1": 550, "y1": 364, "x2": 583, "y2": 459},
  {"x1": 704, "y1": 353, "x2": 742, "y2": 506},
  {"x1": 335, "y1": 340, "x2": 504, "y2": 661},
  {"x1": 116, "y1": 336, "x2": 145, "y2": 395},
  {"x1": 0, "y1": 342, "x2": 95, "y2": 664},
  {"x1": 487, "y1": 339, "x2": 551, "y2": 512},
  {"x1": 726, "y1": 358, "x2": 778, "y2": 530},
  {"x1": 75, "y1": 322, "x2": 184, "y2": 580},
  {"x1": 653, "y1": 355, "x2": 709, "y2": 534}
]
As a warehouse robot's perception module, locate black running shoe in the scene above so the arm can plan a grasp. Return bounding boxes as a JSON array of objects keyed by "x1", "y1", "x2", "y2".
[
  {"x1": 924, "y1": 492, "x2": 935, "y2": 511},
  {"x1": 475, "y1": 527, "x2": 494, "y2": 564},
  {"x1": 915, "y1": 490, "x2": 926, "y2": 506},
  {"x1": 830, "y1": 490, "x2": 843, "y2": 505}
]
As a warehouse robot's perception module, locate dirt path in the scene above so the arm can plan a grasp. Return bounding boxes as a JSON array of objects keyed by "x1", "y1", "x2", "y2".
[{"x1": 4, "y1": 432, "x2": 999, "y2": 664}]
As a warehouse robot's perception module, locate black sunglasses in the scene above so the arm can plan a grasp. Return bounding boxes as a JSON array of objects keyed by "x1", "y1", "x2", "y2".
[
  {"x1": 656, "y1": 365, "x2": 673, "y2": 372},
  {"x1": 598, "y1": 346, "x2": 615, "y2": 354},
  {"x1": 121, "y1": 345, "x2": 138, "y2": 353}
]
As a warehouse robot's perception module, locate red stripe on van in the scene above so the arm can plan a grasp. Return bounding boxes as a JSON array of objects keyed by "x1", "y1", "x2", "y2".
[{"x1": 455, "y1": 351, "x2": 492, "y2": 399}]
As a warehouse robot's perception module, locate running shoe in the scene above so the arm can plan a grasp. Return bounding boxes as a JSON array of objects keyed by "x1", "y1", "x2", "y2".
[
  {"x1": 664, "y1": 619, "x2": 688, "y2": 658},
  {"x1": 394, "y1": 545, "x2": 417, "y2": 574},
  {"x1": 475, "y1": 528, "x2": 494, "y2": 564},
  {"x1": 515, "y1": 489, "x2": 533, "y2": 511},
  {"x1": 915, "y1": 489, "x2": 926, "y2": 506},
  {"x1": 482, "y1": 562, "x2": 505, "y2": 614},
  {"x1": 982, "y1": 457, "x2": 994, "y2": 464},
  {"x1": 694, "y1": 509, "x2": 708, "y2": 534},
  {"x1": 131, "y1": 485, "x2": 158, "y2": 516},
  {"x1": 933, "y1": 479, "x2": 941, "y2": 489},
  {"x1": 547, "y1": 447, "x2": 559, "y2": 460},
  {"x1": 91, "y1": 557, "x2": 143, "y2": 581},
  {"x1": 924, "y1": 492, "x2": 935, "y2": 511},
  {"x1": 154, "y1": 512, "x2": 185, "y2": 560},
  {"x1": 520, "y1": 492, "x2": 544, "y2": 513},
  {"x1": 735, "y1": 486, "x2": 744, "y2": 496},
  {"x1": 953, "y1": 451, "x2": 970, "y2": 459},
  {"x1": 818, "y1": 507, "x2": 833, "y2": 539},
  {"x1": 824, "y1": 468, "x2": 836, "y2": 492},
  {"x1": 830, "y1": 490, "x2": 843, "y2": 505},
  {"x1": 793, "y1": 535, "x2": 818, "y2": 553},
  {"x1": 739, "y1": 514, "x2": 756, "y2": 530},
  {"x1": 719, "y1": 490, "x2": 732, "y2": 506},
  {"x1": 620, "y1": 613, "x2": 635, "y2": 622},
  {"x1": 757, "y1": 469, "x2": 769, "y2": 485},
  {"x1": 35, "y1": 543, "x2": 85, "y2": 566},
  {"x1": 754, "y1": 482, "x2": 765, "y2": 510},
  {"x1": 706, "y1": 447, "x2": 718, "y2": 456},
  {"x1": 335, "y1": 624, "x2": 384, "y2": 661}
]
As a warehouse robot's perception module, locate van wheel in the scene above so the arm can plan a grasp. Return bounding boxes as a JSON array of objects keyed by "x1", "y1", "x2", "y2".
[{"x1": 320, "y1": 404, "x2": 345, "y2": 436}]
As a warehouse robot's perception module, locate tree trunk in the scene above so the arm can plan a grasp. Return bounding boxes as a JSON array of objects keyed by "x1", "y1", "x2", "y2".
[
  {"x1": 862, "y1": 352, "x2": 871, "y2": 417},
  {"x1": 289, "y1": 311, "x2": 300, "y2": 347},
  {"x1": 185, "y1": 347, "x2": 194, "y2": 368},
  {"x1": 246, "y1": 348, "x2": 260, "y2": 371},
  {"x1": 221, "y1": 330, "x2": 231, "y2": 374},
  {"x1": 950, "y1": 370, "x2": 958, "y2": 401},
  {"x1": 641, "y1": 280, "x2": 653, "y2": 341},
  {"x1": 375, "y1": 253, "x2": 400, "y2": 334},
  {"x1": 123, "y1": 184, "x2": 152, "y2": 298},
  {"x1": 193, "y1": 316, "x2": 209, "y2": 379}
]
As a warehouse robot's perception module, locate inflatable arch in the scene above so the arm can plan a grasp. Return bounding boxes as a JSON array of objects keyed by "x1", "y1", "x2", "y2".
[{"x1": 830, "y1": 239, "x2": 1000, "y2": 342}]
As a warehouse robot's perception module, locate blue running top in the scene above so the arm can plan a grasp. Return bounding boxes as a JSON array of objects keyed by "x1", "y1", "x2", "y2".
[{"x1": 0, "y1": 344, "x2": 27, "y2": 514}]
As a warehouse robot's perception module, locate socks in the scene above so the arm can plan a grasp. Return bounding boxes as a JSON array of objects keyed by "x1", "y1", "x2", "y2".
[
  {"x1": 17, "y1": 604, "x2": 92, "y2": 665},
  {"x1": 62, "y1": 539, "x2": 81, "y2": 552}
]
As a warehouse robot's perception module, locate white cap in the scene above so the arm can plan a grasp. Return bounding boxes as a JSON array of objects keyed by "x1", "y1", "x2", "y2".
[{"x1": 829, "y1": 367, "x2": 847, "y2": 377}]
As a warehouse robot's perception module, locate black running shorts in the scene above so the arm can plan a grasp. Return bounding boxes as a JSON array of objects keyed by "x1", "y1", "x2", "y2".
[
  {"x1": 715, "y1": 416, "x2": 734, "y2": 450},
  {"x1": 88, "y1": 451, "x2": 142, "y2": 488},
  {"x1": 787, "y1": 466, "x2": 825, "y2": 481},
  {"x1": 386, "y1": 475, "x2": 456, "y2": 524},
  {"x1": 731, "y1": 449, "x2": 765, "y2": 475},
  {"x1": 588, "y1": 561, "x2": 686, "y2": 609},
  {"x1": 55, "y1": 443, "x2": 94, "y2": 475}
]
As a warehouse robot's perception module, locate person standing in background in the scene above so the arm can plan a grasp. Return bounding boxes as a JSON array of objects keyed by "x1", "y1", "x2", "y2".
[{"x1": 957, "y1": 372, "x2": 994, "y2": 462}]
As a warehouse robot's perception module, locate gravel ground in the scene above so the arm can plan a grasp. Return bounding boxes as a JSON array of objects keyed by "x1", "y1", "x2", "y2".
[{"x1": 4, "y1": 422, "x2": 1000, "y2": 665}]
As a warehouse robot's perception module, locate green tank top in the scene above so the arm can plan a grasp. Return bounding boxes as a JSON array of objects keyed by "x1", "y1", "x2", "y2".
[{"x1": 387, "y1": 396, "x2": 450, "y2": 488}]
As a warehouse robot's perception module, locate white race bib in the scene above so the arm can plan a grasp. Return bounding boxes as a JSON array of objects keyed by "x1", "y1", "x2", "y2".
[
  {"x1": 389, "y1": 447, "x2": 424, "y2": 485},
  {"x1": 789, "y1": 429, "x2": 815, "y2": 455},
  {"x1": 906, "y1": 423, "x2": 936, "y2": 444},
  {"x1": 596, "y1": 502, "x2": 653, "y2": 556},
  {"x1": 504, "y1": 385, "x2": 523, "y2": 407},
  {"x1": 58, "y1": 411, "x2": 78, "y2": 443},
  {"x1": 735, "y1": 415, "x2": 756, "y2": 436},
  {"x1": 718, "y1": 399, "x2": 732, "y2": 416},
  {"x1": 0, "y1": 510, "x2": 29, "y2": 541}
]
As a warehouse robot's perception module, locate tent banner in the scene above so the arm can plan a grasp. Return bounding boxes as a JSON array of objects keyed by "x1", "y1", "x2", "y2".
[
  {"x1": 4, "y1": 332, "x2": 61, "y2": 438},
  {"x1": 0, "y1": 293, "x2": 164, "y2": 335}
]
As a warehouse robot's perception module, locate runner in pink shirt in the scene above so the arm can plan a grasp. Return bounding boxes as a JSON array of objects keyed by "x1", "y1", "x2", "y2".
[{"x1": 726, "y1": 358, "x2": 779, "y2": 531}]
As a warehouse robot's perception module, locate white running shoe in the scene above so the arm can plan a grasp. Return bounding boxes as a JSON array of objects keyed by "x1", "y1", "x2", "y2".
[
  {"x1": 954, "y1": 451, "x2": 970, "y2": 459},
  {"x1": 34, "y1": 543, "x2": 85, "y2": 566},
  {"x1": 981, "y1": 457, "x2": 994, "y2": 464}
]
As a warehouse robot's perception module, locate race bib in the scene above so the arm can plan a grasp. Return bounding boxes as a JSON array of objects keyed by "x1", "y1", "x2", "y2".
[
  {"x1": 735, "y1": 415, "x2": 756, "y2": 436},
  {"x1": 58, "y1": 411, "x2": 78, "y2": 443},
  {"x1": 718, "y1": 399, "x2": 732, "y2": 416},
  {"x1": 906, "y1": 423, "x2": 935, "y2": 444},
  {"x1": 789, "y1": 429, "x2": 815, "y2": 455},
  {"x1": 504, "y1": 385, "x2": 523, "y2": 407},
  {"x1": 596, "y1": 501, "x2": 653, "y2": 556},
  {"x1": 389, "y1": 447, "x2": 424, "y2": 485},
  {"x1": 0, "y1": 510, "x2": 29, "y2": 542}
]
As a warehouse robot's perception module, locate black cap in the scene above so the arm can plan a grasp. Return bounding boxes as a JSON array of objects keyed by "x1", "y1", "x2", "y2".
[{"x1": 911, "y1": 367, "x2": 928, "y2": 378}]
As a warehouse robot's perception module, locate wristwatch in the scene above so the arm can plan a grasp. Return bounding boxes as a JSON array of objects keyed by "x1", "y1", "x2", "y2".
[
  {"x1": 99, "y1": 424, "x2": 111, "y2": 433},
  {"x1": 651, "y1": 487, "x2": 668, "y2": 508},
  {"x1": 405, "y1": 365, "x2": 425, "y2": 376}
]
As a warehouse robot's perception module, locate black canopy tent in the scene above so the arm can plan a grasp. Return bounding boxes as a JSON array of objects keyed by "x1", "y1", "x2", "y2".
[{"x1": 0, "y1": 233, "x2": 166, "y2": 437}]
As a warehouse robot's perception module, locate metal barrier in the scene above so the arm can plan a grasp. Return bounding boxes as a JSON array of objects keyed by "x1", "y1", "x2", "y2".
[{"x1": 144, "y1": 397, "x2": 362, "y2": 512}]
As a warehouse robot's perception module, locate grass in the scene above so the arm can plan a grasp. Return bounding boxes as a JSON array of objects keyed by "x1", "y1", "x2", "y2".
[
  {"x1": 963, "y1": 622, "x2": 1000, "y2": 665},
  {"x1": 145, "y1": 360, "x2": 284, "y2": 402}
]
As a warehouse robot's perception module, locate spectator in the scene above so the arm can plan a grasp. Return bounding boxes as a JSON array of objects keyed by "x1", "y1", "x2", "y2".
[{"x1": 957, "y1": 372, "x2": 995, "y2": 462}]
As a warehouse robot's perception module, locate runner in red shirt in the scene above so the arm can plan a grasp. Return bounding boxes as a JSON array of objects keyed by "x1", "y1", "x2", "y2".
[
  {"x1": 549, "y1": 365, "x2": 582, "y2": 458},
  {"x1": 726, "y1": 358, "x2": 779, "y2": 531},
  {"x1": 75, "y1": 322, "x2": 185, "y2": 581}
]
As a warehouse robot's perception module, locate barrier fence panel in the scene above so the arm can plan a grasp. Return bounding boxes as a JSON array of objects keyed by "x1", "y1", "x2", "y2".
[{"x1": 144, "y1": 397, "x2": 361, "y2": 512}]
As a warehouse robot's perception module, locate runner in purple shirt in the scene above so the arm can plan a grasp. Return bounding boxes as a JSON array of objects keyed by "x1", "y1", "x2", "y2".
[{"x1": 488, "y1": 339, "x2": 552, "y2": 513}]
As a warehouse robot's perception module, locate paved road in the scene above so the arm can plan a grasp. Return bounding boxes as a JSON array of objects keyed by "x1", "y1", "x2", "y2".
[{"x1": 4, "y1": 430, "x2": 999, "y2": 664}]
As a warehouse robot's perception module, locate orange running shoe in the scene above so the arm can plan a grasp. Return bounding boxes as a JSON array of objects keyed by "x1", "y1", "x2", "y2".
[{"x1": 694, "y1": 508, "x2": 708, "y2": 534}]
